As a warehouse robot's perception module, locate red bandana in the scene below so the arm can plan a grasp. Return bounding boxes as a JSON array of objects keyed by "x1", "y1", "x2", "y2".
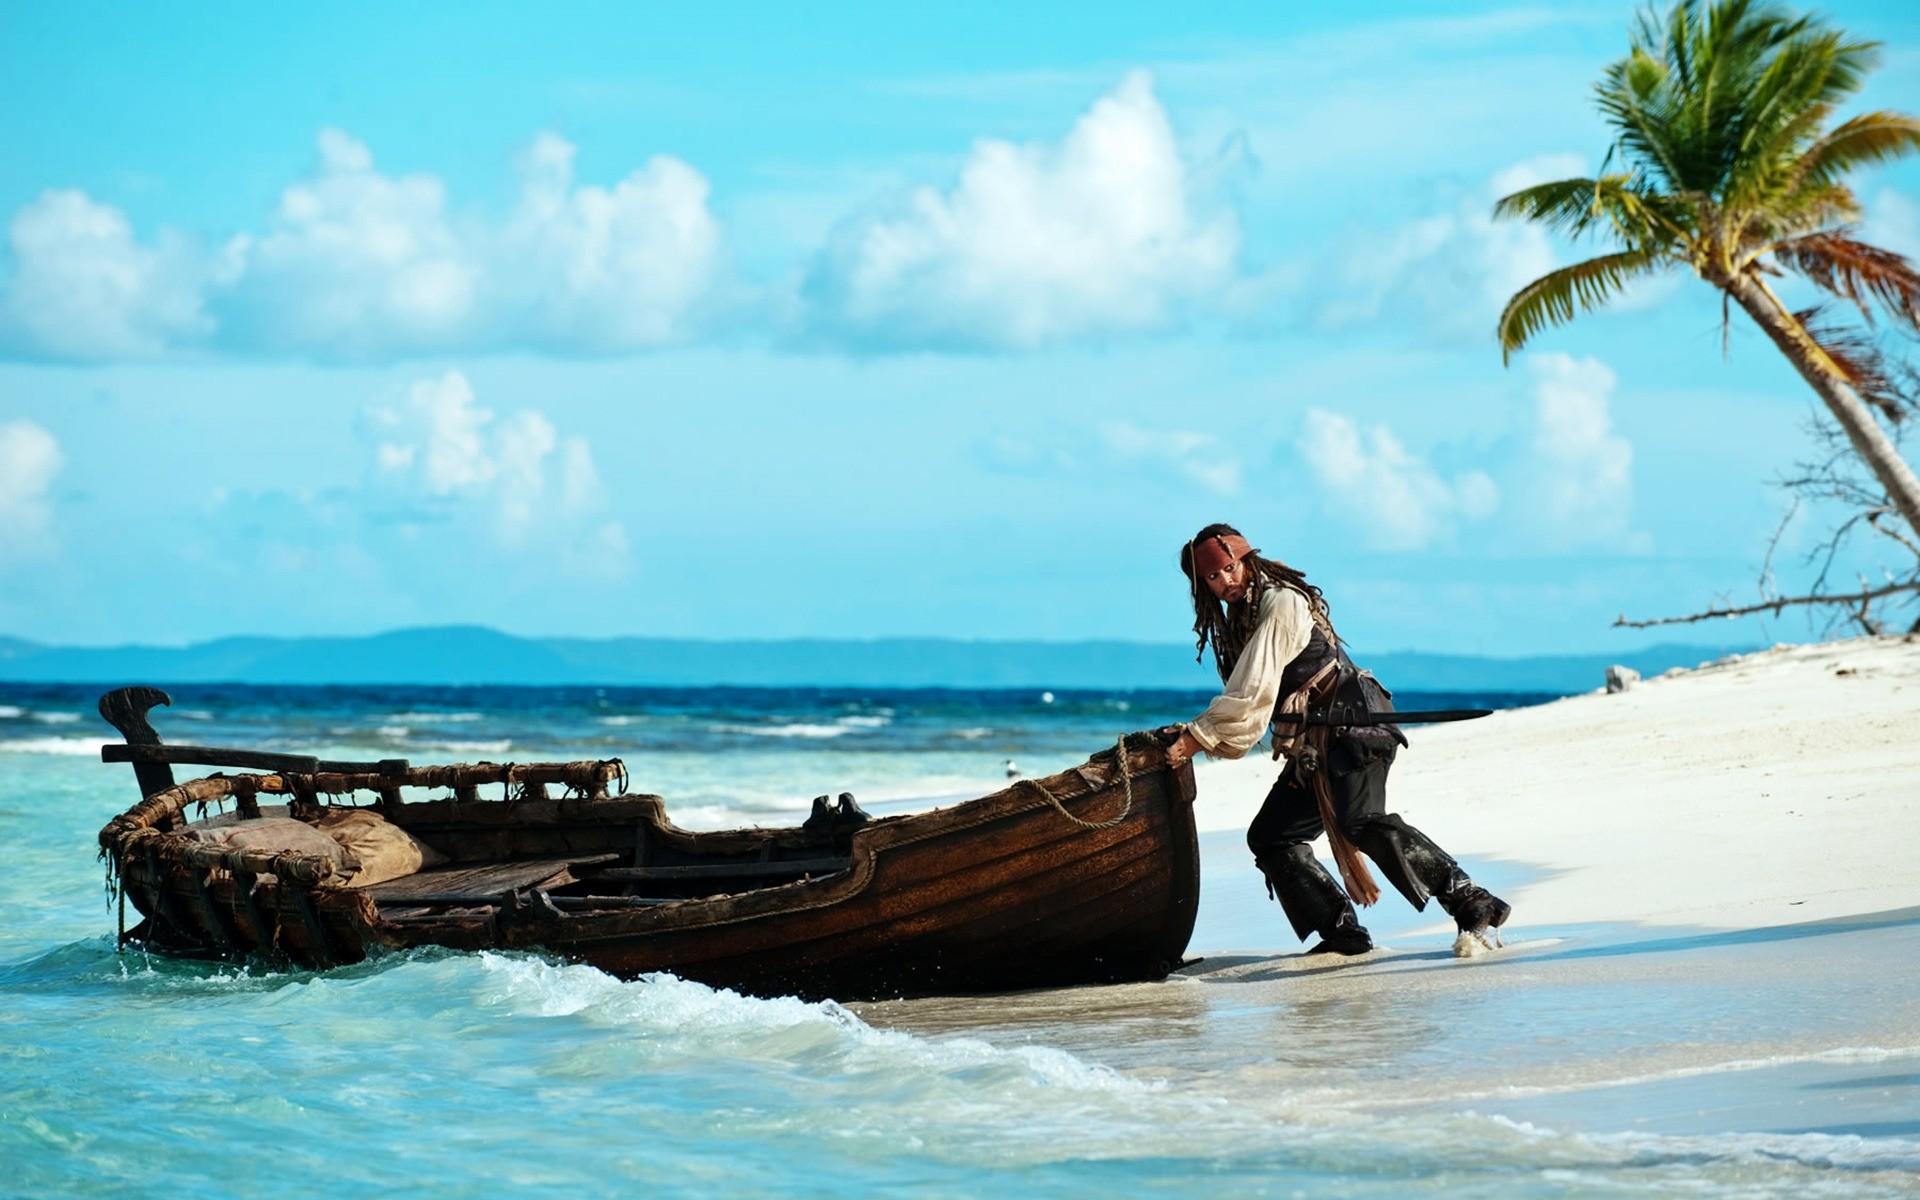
[{"x1": 1191, "y1": 533, "x2": 1253, "y2": 577}]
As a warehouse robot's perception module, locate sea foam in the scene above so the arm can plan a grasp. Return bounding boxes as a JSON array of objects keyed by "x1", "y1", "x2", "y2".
[{"x1": 0, "y1": 736, "x2": 109, "y2": 756}]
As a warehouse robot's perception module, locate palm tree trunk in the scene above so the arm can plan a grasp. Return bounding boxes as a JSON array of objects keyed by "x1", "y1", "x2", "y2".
[{"x1": 1723, "y1": 274, "x2": 1920, "y2": 542}]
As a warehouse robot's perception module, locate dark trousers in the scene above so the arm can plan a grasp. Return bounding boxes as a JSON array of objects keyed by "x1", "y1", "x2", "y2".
[{"x1": 1246, "y1": 735, "x2": 1397, "y2": 860}]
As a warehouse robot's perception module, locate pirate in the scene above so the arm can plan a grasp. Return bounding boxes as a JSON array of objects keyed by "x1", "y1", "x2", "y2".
[{"x1": 1163, "y1": 522, "x2": 1511, "y2": 956}]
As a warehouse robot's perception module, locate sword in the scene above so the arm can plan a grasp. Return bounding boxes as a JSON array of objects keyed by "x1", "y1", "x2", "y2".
[{"x1": 1273, "y1": 707, "x2": 1493, "y2": 727}]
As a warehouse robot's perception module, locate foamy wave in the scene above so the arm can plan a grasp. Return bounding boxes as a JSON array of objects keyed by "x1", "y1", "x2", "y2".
[
  {"x1": 1490, "y1": 1114, "x2": 1920, "y2": 1174},
  {"x1": 469, "y1": 954, "x2": 1155, "y2": 1097},
  {"x1": 0, "y1": 705, "x2": 24, "y2": 719},
  {"x1": 1597, "y1": 1128, "x2": 1920, "y2": 1173},
  {"x1": 598, "y1": 715, "x2": 637, "y2": 726},
  {"x1": 709, "y1": 722, "x2": 851, "y2": 739},
  {"x1": 1442, "y1": 1043, "x2": 1920, "y2": 1105},
  {"x1": 837, "y1": 715, "x2": 891, "y2": 729},
  {"x1": 30, "y1": 711, "x2": 81, "y2": 724},
  {"x1": 421, "y1": 739, "x2": 513, "y2": 756},
  {"x1": 376, "y1": 725, "x2": 410, "y2": 739},
  {"x1": 952, "y1": 727, "x2": 992, "y2": 740},
  {"x1": 0, "y1": 736, "x2": 108, "y2": 756},
  {"x1": 387, "y1": 711, "x2": 481, "y2": 723}
]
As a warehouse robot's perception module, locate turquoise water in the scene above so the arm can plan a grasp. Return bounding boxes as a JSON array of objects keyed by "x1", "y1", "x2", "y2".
[{"x1": 5, "y1": 688, "x2": 1918, "y2": 1197}]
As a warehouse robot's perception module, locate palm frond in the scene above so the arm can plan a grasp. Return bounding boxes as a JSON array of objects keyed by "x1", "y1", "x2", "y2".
[
  {"x1": 1795, "y1": 305, "x2": 1907, "y2": 422},
  {"x1": 1737, "y1": 31, "x2": 1862, "y2": 154},
  {"x1": 1493, "y1": 173, "x2": 1693, "y2": 251},
  {"x1": 1498, "y1": 248, "x2": 1674, "y2": 363},
  {"x1": 1794, "y1": 111, "x2": 1920, "y2": 185},
  {"x1": 1597, "y1": 47, "x2": 1686, "y2": 190},
  {"x1": 1735, "y1": 179, "x2": 1859, "y2": 256},
  {"x1": 1774, "y1": 231, "x2": 1920, "y2": 329},
  {"x1": 1606, "y1": 0, "x2": 1886, "y2": 206}
]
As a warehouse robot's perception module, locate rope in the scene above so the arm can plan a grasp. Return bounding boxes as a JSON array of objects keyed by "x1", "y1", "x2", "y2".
[{"x1": 1029, "y1": 735, "x2": 1136, "y2": 831}]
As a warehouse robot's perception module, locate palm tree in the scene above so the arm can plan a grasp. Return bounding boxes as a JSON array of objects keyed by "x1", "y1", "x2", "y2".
[{"x1": 1494, "y1": 0, "x2": 1920, "y2": 540}]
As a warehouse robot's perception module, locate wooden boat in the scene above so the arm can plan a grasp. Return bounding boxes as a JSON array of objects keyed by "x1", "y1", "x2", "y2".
[{"x1": 95, "y1": 687, "x2": 1200, "y2": 1000}]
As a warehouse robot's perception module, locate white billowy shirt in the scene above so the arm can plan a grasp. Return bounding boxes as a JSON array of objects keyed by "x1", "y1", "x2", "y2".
[{"x1": 1186, "y1": 585, "x2": 1316, "y2": 760}]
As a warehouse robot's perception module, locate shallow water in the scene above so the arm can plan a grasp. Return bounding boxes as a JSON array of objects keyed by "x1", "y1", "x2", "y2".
[{"x1": 4, "y1": 685, "x2": 1916, "y2": 1197}]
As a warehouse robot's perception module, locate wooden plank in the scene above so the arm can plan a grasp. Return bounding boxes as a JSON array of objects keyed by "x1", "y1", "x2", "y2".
[
  {"x1": 590, "y1": 858, "x2": 850, "y2": 882},
  {"x1": 102, "y1": 743, "x2": 412, "y2": 776},
  {"x1": 364, "y1": 854, "x2": 619, "y2": 903},
  {"x1": 230, "y1": 870, "x2": 271, "y2": 951},
  {"x1": 104, "y1": 744, "x2": 320, "y2": 773},
  {"x1": 283, "y1": 885, "x2": 335, "y2": 969},
  {"x1": 186, "y1": 869, "x2": 236, "y2": 953}
]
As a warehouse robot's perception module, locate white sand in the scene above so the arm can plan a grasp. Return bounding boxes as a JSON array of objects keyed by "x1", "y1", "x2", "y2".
[{"x1": 1185, "y1": 634, "x2": 1920, "y2": 934}]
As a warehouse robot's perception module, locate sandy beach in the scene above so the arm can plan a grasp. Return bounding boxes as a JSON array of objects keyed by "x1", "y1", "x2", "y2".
[{"x1": 1191, "y1": 633, "x2": 1920, "y2": 933}]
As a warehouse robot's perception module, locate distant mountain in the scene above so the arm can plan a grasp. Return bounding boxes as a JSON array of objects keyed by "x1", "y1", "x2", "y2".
[{"x1": 0, "y1": 626, "x2": 1758, "y2": 694}]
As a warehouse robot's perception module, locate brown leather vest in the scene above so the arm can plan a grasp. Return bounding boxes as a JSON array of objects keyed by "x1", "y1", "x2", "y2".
[{"x1": 1276, "y1": 611, "x2": 1345, "y2": 703}]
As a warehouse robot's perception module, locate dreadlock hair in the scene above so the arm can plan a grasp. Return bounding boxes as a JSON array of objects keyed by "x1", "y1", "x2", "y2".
[{"x1": 1179, "y1": 522, "x2": 1339, "y2": 682}]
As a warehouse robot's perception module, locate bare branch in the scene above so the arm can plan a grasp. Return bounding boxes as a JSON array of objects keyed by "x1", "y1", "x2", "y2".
[
  {"x1": 1614, "y1": 579, "x2": 1920, "y2": 628},
  {"x1": 1868, "y1": 508, "x2": 1920, "y2": 558}
]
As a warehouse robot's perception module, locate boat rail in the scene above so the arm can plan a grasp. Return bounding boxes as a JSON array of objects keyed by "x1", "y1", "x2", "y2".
[{"x1": 100, "y1": 759, "x2": 630, "y2": 888}]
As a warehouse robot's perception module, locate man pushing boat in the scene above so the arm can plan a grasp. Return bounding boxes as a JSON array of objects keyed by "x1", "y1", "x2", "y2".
[{"x1": 1162, "y1": 523, "x2": 1511, "y2": 957}]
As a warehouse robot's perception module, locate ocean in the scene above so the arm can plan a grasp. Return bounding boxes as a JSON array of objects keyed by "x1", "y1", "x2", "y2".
[{"x1": 4, "y1": 683, "x2": 1916, "y2": 1198}]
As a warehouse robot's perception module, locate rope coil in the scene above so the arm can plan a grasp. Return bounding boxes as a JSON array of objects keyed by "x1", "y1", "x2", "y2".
[{"x1": 1029, "y1": 735, "x2": 1137, "y2": 831}]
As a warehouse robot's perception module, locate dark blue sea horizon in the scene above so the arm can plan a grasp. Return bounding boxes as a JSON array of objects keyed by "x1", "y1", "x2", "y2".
[{"x1": 3, "y1": 679, "x2": 1560, "y2": 763}]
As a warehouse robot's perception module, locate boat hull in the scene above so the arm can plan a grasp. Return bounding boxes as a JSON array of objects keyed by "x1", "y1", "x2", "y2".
[{"x1": 101, "y1": 733, "x2": 1200, "y2": 1001}]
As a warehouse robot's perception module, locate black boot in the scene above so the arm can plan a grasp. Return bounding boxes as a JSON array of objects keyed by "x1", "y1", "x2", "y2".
[
  {"x1": 1257, "y1": 844, "x2": 1373, "y2": 956},
  {"x1": 1437, "y1": 880, "x2": 1512, "y2": 949},
  {"x1": 1304, "y1": 909, "x2": 1375, "y2": 956}
]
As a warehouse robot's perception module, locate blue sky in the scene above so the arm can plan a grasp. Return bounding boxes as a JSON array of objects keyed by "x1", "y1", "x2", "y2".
[{"x1": 3, "y1": 0, "x2": 1919, "y2": 656}]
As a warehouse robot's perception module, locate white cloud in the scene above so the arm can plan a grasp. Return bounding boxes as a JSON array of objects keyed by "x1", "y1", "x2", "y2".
[
  {"x1": 1, "y1": 190, "x2": 224, "y2": 359},
  {"x1": 2, "y1": 129, "x2": 726, "y2": 362},
  {"x1": 220, "y1": 129, "x2": 477, "y2": 356},
  {"x1": 367, "y1": 372, "x2": 628, "y2": 573},
  {"x1": 501, "y1": 133, "x2": 722, "y2": 350},
  {"x1": 1521, "y1": 352, "x2": 1638, "y2": 547},
  {"x1": 803, "y1": 71, "x2": 1239, "y2": 349},
  {"x1": 0, "y1": 419, "x2": 63, "y2": 554},
  {"x1": 1295, "y1": 409, "x2": 1498, "y2": 550},
  {"x1": 1102, "y1": 421, "x2": 1242, "y2": 495}
]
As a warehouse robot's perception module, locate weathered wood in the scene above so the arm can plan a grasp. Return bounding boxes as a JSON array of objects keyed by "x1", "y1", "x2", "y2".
[
  {"x1": 280, "y1": 883, "x2": 335, "y2": 970},
  {"x1": 363, "y1": 855, "x2": 620, "y2": 903},
  {"x1": 104, "y1": 744, "x2": 416, "y2": 775},
  {"x1": 230, "y1": 775, "x2": 263, "y2": 821},
  {"x1": 228, "y1": 870, "x2": 272, "y2": 951},
  {"x1": 590, "y1": 858, "x2": 850, "y2": 882},
  {"x1": 99, "y1": 686, "x2": 177, "y2": 806},
  {"x1": 140, "y1": 845, "x2": 190, "y2": 943},
  {"x1": 185, "y1": 868, "x2": 236, "y2": 953},
  {"x1": 104, "y1": 744, "x2": 322, "y2": 774}
]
